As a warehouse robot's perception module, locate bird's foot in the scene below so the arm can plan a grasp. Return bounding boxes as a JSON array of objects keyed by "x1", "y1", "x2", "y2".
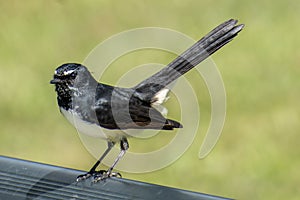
[
  {"x1": 76, "y1": 171, "x2": 95, "y2": 182},
  {"x1": 77, "y1": 170, "x2": 122, "y2": 182},
  {"x1": 93, "y1": 170, "x2": 122, "y2": 182}
]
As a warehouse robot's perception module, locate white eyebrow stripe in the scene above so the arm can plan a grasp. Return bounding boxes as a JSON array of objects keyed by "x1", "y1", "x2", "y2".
[{"x1": 63, "y1": 69, "x2": 75, "y2": 75}]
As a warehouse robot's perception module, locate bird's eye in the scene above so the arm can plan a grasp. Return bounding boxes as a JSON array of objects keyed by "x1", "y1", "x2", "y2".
[{"x1": 70, "y1": 72, "x2": 77, "y2": 78}]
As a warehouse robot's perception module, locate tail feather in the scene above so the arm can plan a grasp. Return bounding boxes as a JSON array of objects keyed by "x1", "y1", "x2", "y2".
[
  {"x1": 162, "y1": 119, "x2": 183, "y2": 130},
  {"x1": 133, "y1": 19, "x2": 244, "y2": 103}
]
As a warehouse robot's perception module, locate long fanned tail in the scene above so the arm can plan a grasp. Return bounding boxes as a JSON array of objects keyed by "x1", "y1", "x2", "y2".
[{"x1": 133, "y1": 19, "x2": 244, "y2": 103}]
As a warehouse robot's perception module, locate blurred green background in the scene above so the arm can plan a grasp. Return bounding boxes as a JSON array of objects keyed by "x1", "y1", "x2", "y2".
[{"x1": 0, "y1": 0, "x2": 299, "y2": 199}]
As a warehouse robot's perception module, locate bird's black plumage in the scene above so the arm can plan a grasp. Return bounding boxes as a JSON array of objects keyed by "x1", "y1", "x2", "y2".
[
  {"x1": 51, "y1": 63, "x2": 181, "y2": 130},
  {"x1": 50, "y1": 19, "x2": 244, "y2": 181}
]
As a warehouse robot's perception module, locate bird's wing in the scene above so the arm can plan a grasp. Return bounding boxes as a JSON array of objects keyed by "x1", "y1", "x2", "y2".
[{"x1": 93, "y1": 95, "x2": 180, "y2": 130}]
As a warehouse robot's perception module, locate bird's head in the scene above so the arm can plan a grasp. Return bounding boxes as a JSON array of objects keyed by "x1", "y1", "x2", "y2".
[
  {"x1": 50, "y1": 63, "x2": 95, "y2": 87},
  {"x1": 50, "y1": 63, "x2": 98, "y2": 103}
]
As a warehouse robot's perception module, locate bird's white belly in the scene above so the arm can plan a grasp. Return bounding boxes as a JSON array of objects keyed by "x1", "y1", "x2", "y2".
[{"x1": 60, "y1": 108, "x2": 123, "y2": 141}]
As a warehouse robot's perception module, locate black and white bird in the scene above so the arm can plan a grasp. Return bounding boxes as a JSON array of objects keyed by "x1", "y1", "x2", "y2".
[{"x1": 50, "y1": 19, "x2": 244, "y2": 181}]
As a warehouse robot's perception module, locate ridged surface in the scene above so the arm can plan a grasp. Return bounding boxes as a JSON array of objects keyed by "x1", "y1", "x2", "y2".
[{"x1": 0, "y1": 156, "x2": 230, "y2": 200}]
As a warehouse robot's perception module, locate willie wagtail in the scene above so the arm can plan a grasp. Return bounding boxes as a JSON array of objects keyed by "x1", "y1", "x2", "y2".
[{"x1": 50, "y1": 19, "x2": 244, "y2": 182}]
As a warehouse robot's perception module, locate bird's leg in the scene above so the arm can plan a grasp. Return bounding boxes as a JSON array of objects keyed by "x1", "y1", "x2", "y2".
[
  {"x1": 94, "y1": 137, "x2": 129, "y2": 182},
  {"x1": 76, "y1": 141, "x2": 115, "y2": 182}
]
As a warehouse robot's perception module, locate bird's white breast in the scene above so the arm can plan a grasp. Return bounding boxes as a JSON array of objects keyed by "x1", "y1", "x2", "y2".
[{"x1": 60, "y1": 108, "x2": 123, "y2": 141}]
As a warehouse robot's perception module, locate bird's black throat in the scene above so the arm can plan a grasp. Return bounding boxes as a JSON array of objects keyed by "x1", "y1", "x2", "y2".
[{"x1": 55, "y1": 83, "x2": 73, "y2": 111}]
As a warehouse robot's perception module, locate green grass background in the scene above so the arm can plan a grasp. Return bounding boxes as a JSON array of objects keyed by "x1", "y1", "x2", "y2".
[{"x1": 0, "y1": 1, "x2": 299, "y2": 199}]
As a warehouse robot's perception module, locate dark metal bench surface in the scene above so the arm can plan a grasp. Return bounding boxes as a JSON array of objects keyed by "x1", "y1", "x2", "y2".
[{"x1": 0, "y1": 156, "x2": 230, "y2": 200}]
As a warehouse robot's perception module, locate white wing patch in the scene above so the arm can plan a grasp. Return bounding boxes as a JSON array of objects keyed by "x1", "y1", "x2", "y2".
[{"x1": 151, "y1": 88, "x2": 169, "y2": 105}]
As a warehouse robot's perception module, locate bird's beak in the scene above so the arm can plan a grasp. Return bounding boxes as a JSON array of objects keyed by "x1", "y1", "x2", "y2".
[{"x1": 50, "y1": 78, "x2": 62, "y2": 84}]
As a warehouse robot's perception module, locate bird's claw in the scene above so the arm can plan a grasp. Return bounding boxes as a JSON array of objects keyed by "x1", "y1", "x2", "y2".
[
  {"x1": 76, "y1": 170, "x2": 122, "y2": 182},
  {"x1": 76, "y1": 172, "x2": 93, "y2": 182},
  {"x1": 93, "y1": 170, "x2": 122, "y2": 182}
]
